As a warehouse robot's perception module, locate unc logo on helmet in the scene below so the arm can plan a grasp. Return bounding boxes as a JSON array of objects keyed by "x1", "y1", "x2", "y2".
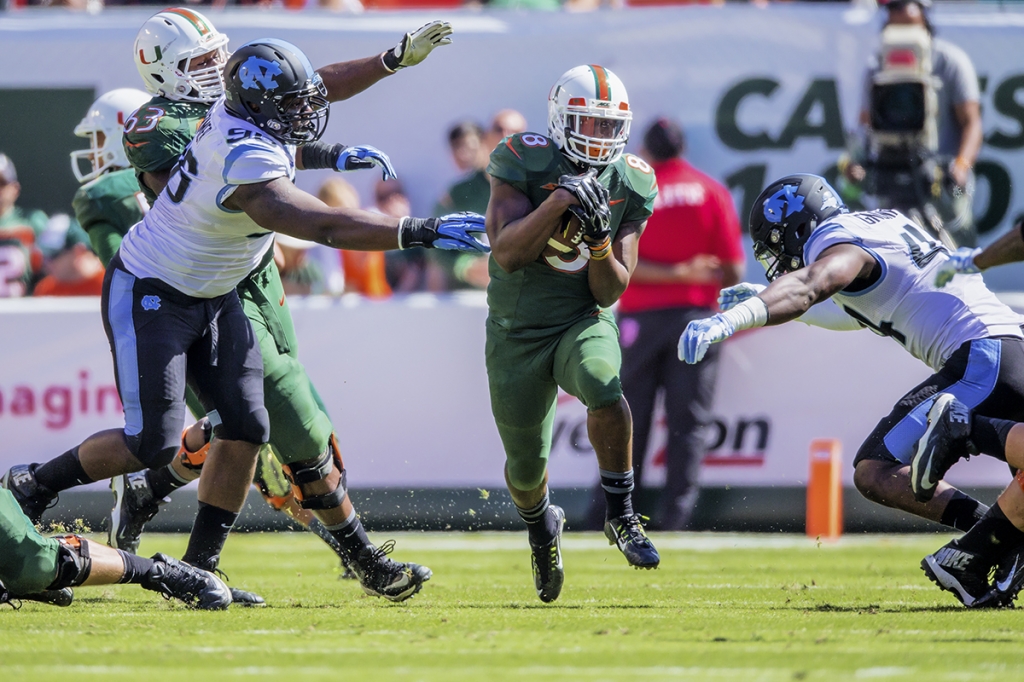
[
  {"x1": 239, "y1": 57, "x2": 283, "y2": 91},
  {"x1": 749, "y1": 173, "x2": 848, "y2": 282},
  {"x1": 224, "y1": 40, "x2": 330, "y2": 146},
  {"x1": 763, "y1": 185, "x2": 805, "y2": 223}
]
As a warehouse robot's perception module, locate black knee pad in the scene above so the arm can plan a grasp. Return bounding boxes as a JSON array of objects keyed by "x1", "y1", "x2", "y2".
[
  {"x1": 47, "y1": 536, "x2": 92, "y2": 589},
  {"x1": 281, "y1": 436, "x2": 347, "y2": 511}
]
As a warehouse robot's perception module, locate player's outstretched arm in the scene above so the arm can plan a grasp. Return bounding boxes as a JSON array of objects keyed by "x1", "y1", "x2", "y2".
[
  {"x1": 936, "y1": 219, "x2": 1024, "y2": 287},
  {"x1": 678, "y1": 243, "x2": 873, "y2": 364},
  {"x1": 486, "y1": 177, "x2": 576, "y2": 273},
  {"x1": 228, "y1": 177, "x2": 486, "y2": 253},
  {"x1": 317, "y1": 20, "x2": 453, "y2": 102}
]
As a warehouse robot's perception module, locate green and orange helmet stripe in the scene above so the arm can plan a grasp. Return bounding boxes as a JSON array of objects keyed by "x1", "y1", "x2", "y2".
[
  {"x1": 588, "y1": 64, "x2": 611, "y2": 102},
  {"x1": 162, "y1": 7, "x2": 213, "y2": 36}
]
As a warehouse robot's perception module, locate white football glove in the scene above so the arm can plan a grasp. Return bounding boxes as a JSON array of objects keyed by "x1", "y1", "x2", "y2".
[
  {"x1": 383, "y1": 21, "x2": 453, "y2": 72},
  {"x1": 678, "y1": 314, "x2": 735, "y2": 364},
  {"x1": 934, "y1": 247, "x2": 982, "y2": 288},
  {"x1": 718, "y1": 282, "x2": 766, "y2": 311}
]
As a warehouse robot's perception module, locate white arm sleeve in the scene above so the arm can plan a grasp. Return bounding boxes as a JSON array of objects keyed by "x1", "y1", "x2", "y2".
[{"x1": 796, "y1": 297, "x2": 864, "y2": 332}]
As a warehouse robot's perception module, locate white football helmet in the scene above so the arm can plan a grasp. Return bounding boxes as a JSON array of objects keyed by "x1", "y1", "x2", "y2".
[
  {"x1": 134, "y1": 7, "x2": 229, "y2": 103},
  {"x1": 548, "y1": 65, "x2": 632, "y2": 167},
  {"x1": 70, "y1": 88, "x2": 151, "y2": 184}
]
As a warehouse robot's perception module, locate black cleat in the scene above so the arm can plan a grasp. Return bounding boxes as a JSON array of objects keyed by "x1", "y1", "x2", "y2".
[
  {"x1": 142, "y1": 553, "x2": 232, "y2": 610},
  {"x1": 910, "y1": 394, "x2": 974, "y2": 503},
  {"x1": 530, "y1": 505, "x2": 565, "y2": 603},
  {"x1": 605, "y1": 513, "x2": 660, "y2": 569},
  {"x1": 228, "y1": 587, "x2": 266, "y2": 607},
  {"x1": 1, "y1": 464, "x2": 57, "y2": 525},
  {"x1": 192, "y1": 558, "x2": 266, "y2": 607},
  {"x1": 987, "y1": 546, "x2": 1024, "y2": 608},
  {"x1": 109, "y1": 472, "x2": 166, "y2": 554},
  {"x1": 921, "y1": 541, "x2": 996, "y2": 608},
  {"x1": 350, "y1": 540, "x2": 432, "y2": 602}
]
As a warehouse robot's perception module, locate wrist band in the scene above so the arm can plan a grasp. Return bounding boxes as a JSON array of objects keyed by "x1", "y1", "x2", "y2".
[
  {"x1": 380, "y1": 51, "x2": 397, "y2": 74},
  {"x1": 588, "y1": 237, "x2": 612, "y2": 261},
  {"x1": 720, "y1": 296, "x2": 769, "y2": 331}
]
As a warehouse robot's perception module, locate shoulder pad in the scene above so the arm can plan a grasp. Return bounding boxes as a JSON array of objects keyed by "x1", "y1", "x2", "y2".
[
  {"x1": 617, "y1": 154, "x2": 658, "y2": 199},
  {"x1": 488, "y1": 133, "x2": 561, "y2": 182}
]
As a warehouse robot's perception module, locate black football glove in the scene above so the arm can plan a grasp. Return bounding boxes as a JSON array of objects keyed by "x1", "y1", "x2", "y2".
[{"x1": 558, "y1": 169, "x2": 611, "y2": 244}]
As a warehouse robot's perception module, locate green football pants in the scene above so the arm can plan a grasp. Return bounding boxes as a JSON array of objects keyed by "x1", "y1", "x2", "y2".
[
  {"x1": 486, "y1": 313, "x2": 623, "y2": 491},
  {"x1": 0, "y1": 488, "x2": 59, "y2": 594},
  {"x1": 236, "y1": 256, "x2": 335, "y2": 465}
]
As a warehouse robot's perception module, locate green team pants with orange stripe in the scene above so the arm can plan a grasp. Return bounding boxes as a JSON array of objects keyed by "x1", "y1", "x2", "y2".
[{"x1": 0, "y1": 488, "x2": 60, "y2": 594}]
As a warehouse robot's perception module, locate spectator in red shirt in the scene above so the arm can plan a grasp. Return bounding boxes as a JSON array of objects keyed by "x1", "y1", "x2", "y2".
[{"x1": 589, "y1": 118, "x2": 744, "y2": 531}]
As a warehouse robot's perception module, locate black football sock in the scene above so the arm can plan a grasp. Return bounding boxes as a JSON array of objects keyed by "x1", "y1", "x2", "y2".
[
  {"x1": 116, "y1": 550, "x2": 156, "y2": 584},
  {"x1": 970, "y1": 415, "x2": 1016, "y2": 460},
  {"x1": 953, "y1": 503, "x2": 1024, "y2": 565},
  {"x1": 516, "y1": 492, "x2": 554, "y2": 546},
  {"x1": 33, "y1": 446, "x2": 93, "y2": 493},
  {"x1": 308, "y1": 517, "x2": 348, "y2": 563},
  {"x1": 325, "y1": 509, "x2": 371, "y2": 562},
  {"x1": 145, "y1": 466, "x2": 186, "y2": 501},
  {"x1": 600, "y1": 468, "x2": 635, "y2": 520},
  {"x1": 181, "y1": 502, "x2": 238, "y2": 571},
  {"x1": 939, "y1": 490, "x2": 989, "y2": 532}
]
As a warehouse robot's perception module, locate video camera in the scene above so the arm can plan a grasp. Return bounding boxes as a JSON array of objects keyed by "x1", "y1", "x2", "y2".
[
  {"x1": 857, "y1": 23, "x2": 969, "y2": 245},
  {"x1": 868, "y1": 24, "x2": 938, "y2": 155}
]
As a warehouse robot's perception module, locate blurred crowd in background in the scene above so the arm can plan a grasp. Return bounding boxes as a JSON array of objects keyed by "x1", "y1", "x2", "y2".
[
  {"x1": 0, "y1": 108, "x2": 530, "y2": 298},
  {"x1": 2, "y1": 0, "x2": 875, "y2": 13}
]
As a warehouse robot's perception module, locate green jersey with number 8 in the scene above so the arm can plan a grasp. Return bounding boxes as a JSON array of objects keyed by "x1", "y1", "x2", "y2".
[{"x1": 485, "y1": 132, "x2": 658, "y2": 339}]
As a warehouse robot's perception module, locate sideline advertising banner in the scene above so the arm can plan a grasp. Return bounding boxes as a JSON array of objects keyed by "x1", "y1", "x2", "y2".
[{"x1": 0, "y1": 296, "x2": 1013, "y2": 491}]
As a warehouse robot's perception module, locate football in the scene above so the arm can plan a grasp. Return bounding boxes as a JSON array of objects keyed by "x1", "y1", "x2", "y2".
[{"x1": 540, "y1": 212, "x2": 589, "y2": 273}]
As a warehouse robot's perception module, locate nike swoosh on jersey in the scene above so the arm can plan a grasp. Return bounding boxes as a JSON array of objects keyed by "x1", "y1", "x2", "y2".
[
  {"x1": 125, "y1": 141, "x2": 149, "y2": 148},
  {"x1": 609, "y1": 199, "x2": 625, "y2": 205}
]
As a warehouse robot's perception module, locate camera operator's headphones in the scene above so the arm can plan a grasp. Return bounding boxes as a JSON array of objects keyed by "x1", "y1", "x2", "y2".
[{"x1": 880, "y1": 0, "x2": 935, "y2": 35}]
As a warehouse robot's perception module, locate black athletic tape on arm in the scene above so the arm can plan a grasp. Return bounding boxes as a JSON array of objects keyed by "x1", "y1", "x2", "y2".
[
  {"x1": 300, "y1": 142, "x2": 345, "y2": 171},
  {"x1": 398, "y1": 217, "x2": 438, "y2": 249}
]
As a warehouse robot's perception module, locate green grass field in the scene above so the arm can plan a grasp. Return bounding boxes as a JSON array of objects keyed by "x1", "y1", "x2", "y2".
[{"x1": 3, "y1": 532, "x2": 1023, "y2": 681}]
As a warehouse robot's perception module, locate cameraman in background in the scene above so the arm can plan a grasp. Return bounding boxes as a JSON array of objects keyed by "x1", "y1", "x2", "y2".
[{"x1": 842, "y1": 0, "x2": 983, "y2": 247}]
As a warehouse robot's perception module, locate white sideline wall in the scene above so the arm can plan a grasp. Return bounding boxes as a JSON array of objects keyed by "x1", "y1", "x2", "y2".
[{"x1": 0, "y1": 295, "x2": 1014, "y2": 490}]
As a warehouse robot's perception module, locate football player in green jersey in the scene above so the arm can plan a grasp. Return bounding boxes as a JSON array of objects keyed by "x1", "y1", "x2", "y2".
[
  {"x1": 0, "y1": 488, "x2": 231, "y2": 610},
  {"x1": 70, "y1": 88, "x2": 152, "y2": 267},
  {"x1": 485, "y1": 65, "x2": 661, "y2": 602}
]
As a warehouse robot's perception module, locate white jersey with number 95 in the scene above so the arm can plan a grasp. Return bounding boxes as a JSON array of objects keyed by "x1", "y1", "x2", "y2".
[
  {"x1": 804, "y1": 209, "x2": 1024, "y2": 371},
  {"x1": 118, "y1": 99, "x2": 295, "y2": 298}
]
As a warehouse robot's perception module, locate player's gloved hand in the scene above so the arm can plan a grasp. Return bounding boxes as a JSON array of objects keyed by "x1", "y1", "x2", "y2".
[
  {"x1": 718, "y1": 282, "x2": 766, "y2": 311},
  {"x1": 335, "y1": 145, "x2": 397, "y2": 182},
  {"x1": 678, "y1": 314, "x2": 735, "y2": 364},
  {"x1": 382, "y1": 21, "x2": 453, "y2": 72},
  {"x1": 559, "y1": 169, "x2": 611, "y2": 243},
  {"x1": 934, "y1": 247, "x2": 982, "y2": 288},
  {"x1": 399, "y1": 212, "x2": 489, "y2": 253}
]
